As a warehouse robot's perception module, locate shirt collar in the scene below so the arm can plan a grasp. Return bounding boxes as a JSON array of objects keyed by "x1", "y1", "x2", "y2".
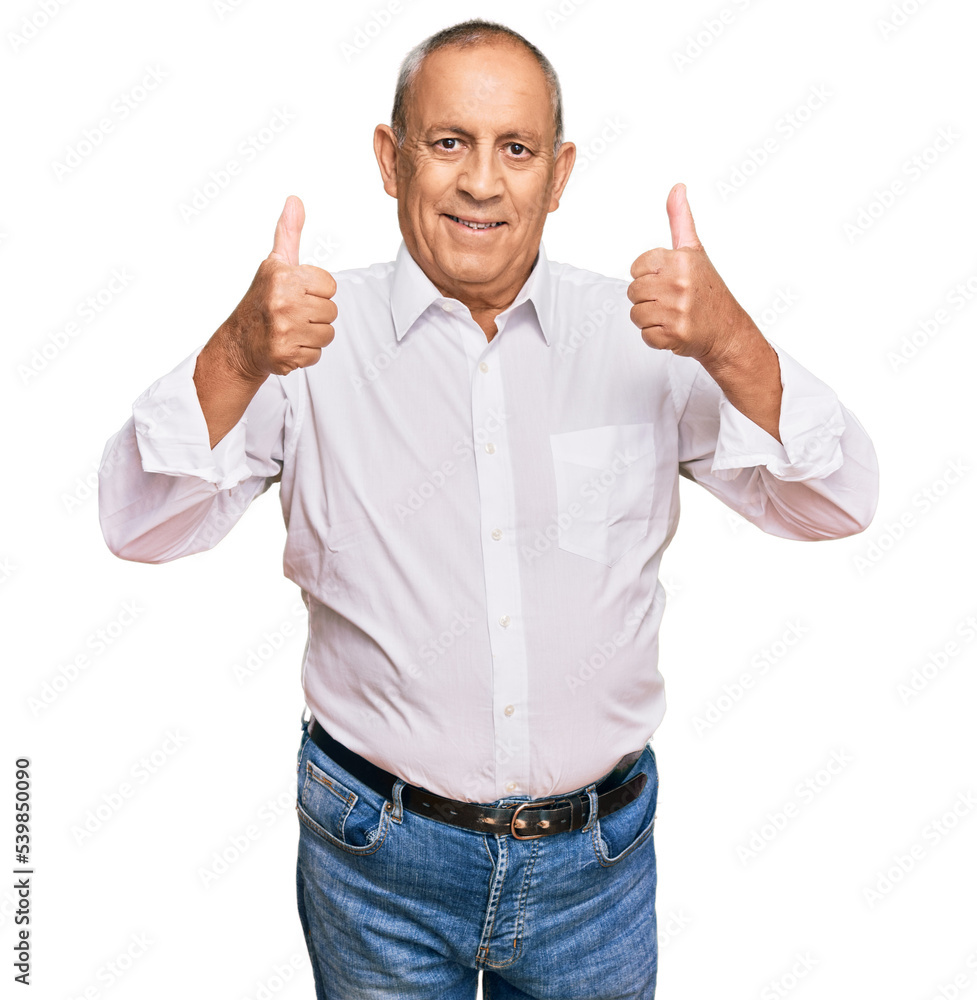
[{"x1": 390, "y1": 239, "x2": 554, "y2": 346}]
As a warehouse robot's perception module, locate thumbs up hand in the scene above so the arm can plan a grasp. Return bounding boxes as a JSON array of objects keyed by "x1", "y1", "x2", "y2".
[
  {"x1": 223, "y1": 195, "x2": 338, "y2": 379},
  {"x1": 627, "y1": 183, "x2": 757, "y2": 365}
]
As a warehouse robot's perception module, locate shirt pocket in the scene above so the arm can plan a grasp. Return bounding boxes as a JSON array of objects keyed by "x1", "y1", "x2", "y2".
[
  {"x1": 549, "y1": 423, "x2": 656, "y2": 566},
  {"x1": 324, "y1": 517, "x2": 374, "y2": 553}
]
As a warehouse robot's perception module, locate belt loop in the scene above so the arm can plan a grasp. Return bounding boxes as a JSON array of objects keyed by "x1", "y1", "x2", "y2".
[
  {"x1": 568, "y1": 794, "x2": 581, "y2": 831},
  {"x1": 582, "y1": 783, "x2": 599, "y2": 832},
  {"x1": 389, "y1": 778, "x2": 406, "y2": 824}
]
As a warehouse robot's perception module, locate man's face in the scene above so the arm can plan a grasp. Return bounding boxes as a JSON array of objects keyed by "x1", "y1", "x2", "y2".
[{"x1": 375, "y1": 39, "x2": 575, "y2": 311}]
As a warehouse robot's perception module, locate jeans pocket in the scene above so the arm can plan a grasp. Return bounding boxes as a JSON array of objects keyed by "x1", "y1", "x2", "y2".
[
  {"x1": 296, "y1": 727, "x2": 310, "y2": 773},
  {"x1": 296, "y1": 751, "x2": 391, "y2": 856},
  {"x1": 593, "y1": 747, "x2": 658, "y2": 867},
  {"x1": 549, "y1": 423, "x2": 657, "y2": 566}
]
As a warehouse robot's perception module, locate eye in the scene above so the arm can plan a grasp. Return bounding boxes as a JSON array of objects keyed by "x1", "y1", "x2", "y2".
[
  {"x1": 434, "y1": 137, "x2": 461, "y2": 150},
  {"x1": 508, "y1": 143, "x2": 530, "y2": 157}
]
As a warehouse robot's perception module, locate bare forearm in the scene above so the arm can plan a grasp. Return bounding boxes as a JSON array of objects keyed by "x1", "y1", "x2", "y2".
[
  {"x1": 699, "y1": 323, "x2": 783, "y2": 443},
  {"x1": 192, "y1": 322, "x2": 268, "y2": 449}
]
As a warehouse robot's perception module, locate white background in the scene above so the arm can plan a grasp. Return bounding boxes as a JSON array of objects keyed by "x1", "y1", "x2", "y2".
[{"x1": 3, "y1": 0, "x2": 976, "y2": 997}]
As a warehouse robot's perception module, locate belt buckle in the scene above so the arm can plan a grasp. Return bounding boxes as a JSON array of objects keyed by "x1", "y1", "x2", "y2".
[{"x1": 510, "y1": 799, "x2": 556, "y2": 840}]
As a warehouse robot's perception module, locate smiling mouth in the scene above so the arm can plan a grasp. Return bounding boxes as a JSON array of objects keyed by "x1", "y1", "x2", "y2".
[{"x1": 445, "y1": 214, "x2": 506, "y2": 230}]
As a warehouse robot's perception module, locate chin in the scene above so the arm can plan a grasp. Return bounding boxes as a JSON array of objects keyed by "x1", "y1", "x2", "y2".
[{"x1": 438, "y1": 252, "x2": 499, "y2": 278}]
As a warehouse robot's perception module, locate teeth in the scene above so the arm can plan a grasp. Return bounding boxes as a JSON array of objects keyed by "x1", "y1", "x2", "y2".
[{"x1": 450, "y1": 215, "x2": 503, "y2": 230}]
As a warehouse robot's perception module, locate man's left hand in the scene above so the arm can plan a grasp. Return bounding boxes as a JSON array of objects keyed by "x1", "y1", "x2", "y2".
[
  {"x1": 627, "y1": 183, "x2": 759, "y2": 366},
  {"x1": 628, "y1": 183, "x2": 784, "y2": 442}
]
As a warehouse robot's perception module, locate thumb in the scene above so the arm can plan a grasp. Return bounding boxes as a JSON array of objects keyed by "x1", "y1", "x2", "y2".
[
  {"x1": 666, "y1": 183, "x2": 701, "y2": 250},
  {"x1": 269, "y1": 194, "x2": 305, "y2": 265}
]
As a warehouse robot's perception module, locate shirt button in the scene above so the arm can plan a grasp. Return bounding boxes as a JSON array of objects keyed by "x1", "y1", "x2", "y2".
[
  {"x1": 506, "y1": 781, "x2": 518, "y2": 793},
  {"x1": 491, "y1": 528, "x2": 503, "y2": 541},
  {"x1": 442, "y1": 301, "x2": 454, "y2": 312},
  {"x1": 479, "y1": 361, "x2": 489, "y2": 373},
  {"x1": 504, "y1": 704, "x2": 515, "y2": 717},
  {"x1": 484, "y1": 442, "x2": 496, "y2": 454},
  {"x1": 499, "y1": 614, "x2": 511, "y2": 628}
]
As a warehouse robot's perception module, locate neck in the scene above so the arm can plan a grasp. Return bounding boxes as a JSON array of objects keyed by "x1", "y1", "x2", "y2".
[{"x1": 435, "y1": 249, "x2": 540, "y2": 343}]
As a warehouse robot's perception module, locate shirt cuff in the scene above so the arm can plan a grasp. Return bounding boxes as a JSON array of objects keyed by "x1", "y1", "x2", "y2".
[
  {"x1": 710, "y1": 343, "x2": 847, "y2": 483},
  {"x1": 132, "y1": 346, "x2": 253, "y2": 490}
]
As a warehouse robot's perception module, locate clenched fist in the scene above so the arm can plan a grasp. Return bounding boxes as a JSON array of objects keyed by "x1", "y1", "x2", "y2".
[
  {"x1": 222, "y1": 195, "x2": 338, "y2": 379},
  {"x1": 627, "y1": 183, "x2": 755, "y2": 365},
  {"x1": 193, "y1": 195, "x2": 338, "y2": 448}
]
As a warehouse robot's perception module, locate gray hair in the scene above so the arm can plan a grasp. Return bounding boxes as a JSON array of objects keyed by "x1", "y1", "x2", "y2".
[{"x1": 391, "y1": 19, "x2": 564, "y2": 158}]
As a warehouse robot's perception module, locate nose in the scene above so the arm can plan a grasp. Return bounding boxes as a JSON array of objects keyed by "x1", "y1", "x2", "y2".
[{"x1": 457, "y1": 142, "x2": 504, "y2": 202}]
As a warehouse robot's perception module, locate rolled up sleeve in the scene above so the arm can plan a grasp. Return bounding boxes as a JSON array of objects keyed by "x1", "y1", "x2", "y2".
[
  {"x1": 710, "y1": 344, "x2": 848, "y2": 482},
  {"x1": 673, "y1": 343, "x2": 879, "y2": 540},
  {"x1": 131, "y1": 346, "x2": 257, "y2": 490},
  {"x1": 98, "y1": 346, "x2": 290, "y2": 563}
]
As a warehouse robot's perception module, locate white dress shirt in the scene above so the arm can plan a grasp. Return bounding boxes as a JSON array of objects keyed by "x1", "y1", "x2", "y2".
[{"x1": 98, "y1": 240, "x2": 879, "y2": 803}]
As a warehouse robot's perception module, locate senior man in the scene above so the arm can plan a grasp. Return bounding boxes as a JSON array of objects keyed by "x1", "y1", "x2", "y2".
[{"x1": 99, "y1": 18, "x2": 878, "y2": 1000}]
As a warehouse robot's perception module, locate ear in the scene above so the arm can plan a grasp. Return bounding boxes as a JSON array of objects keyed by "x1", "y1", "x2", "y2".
[
  {"x1": 373, "y1": 123, "x2": 400, "y2": 199},
  {"x1": 547, "y1": 141, "x2": 576, "y2": 213}
]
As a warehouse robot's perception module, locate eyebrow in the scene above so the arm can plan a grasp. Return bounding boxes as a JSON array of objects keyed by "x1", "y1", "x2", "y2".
[{"x1": 423, "y1": 122, "x2": 546, "y2": 146}]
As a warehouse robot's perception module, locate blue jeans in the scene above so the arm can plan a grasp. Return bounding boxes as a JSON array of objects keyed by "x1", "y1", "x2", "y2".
[{"x1": 294, "y1": 715, "x2": 659, "y2": 999}]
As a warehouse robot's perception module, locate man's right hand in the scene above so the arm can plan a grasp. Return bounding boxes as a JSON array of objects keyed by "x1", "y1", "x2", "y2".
[
  {"x1": 221, "y1": 194, "x2": 338, "y2": 379},
  {"x1": 193, "y1": 195, "x2": 337, "y2": 448}
]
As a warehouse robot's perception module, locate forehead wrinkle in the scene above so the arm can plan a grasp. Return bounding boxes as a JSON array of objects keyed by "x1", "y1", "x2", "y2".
[{"x1": 408, "y1": 43, "x2": 556, "y2": 144}]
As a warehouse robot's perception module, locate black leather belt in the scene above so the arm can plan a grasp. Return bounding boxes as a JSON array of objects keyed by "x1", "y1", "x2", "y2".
[{"x1": 306, "y1": 715, "x2": 647, "y2": 839}]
